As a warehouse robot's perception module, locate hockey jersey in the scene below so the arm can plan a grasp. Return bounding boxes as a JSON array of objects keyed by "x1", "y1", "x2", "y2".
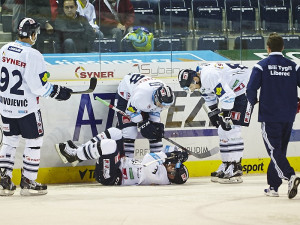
[
  {"x1": 117, "y1": 73, "x2": 165, "y2": 123},
  {"x1": 199, "y1": 63, "x2": 251, "y2": 110},
  {"x1": 0, "y1": 40, "x2": 53, "y2": 118},
  {"x1": 120, "y1": 151, "x2": 170, "y2": 185}
]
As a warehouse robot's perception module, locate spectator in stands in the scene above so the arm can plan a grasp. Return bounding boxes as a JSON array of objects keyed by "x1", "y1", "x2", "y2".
[
  {"x1": 12, "y1": 0, "x2": 25, "y2": 40},
  {"x1": 94, "y1": 0, "x2": 135, "y2": 46},
  {"x1": 25, "y1": 0, "x2": 58, "y2": 53},
  {"x1": 54, "y1": 0, "x2": 96, "y2": 53},
  {"x1": 76, "y1": 0, "x2": 104, "y2": 39}
]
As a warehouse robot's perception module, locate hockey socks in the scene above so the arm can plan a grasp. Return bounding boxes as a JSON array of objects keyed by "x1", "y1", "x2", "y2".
[{"x1": 77, "y1": 139, "x2": 117, "y2": 161}]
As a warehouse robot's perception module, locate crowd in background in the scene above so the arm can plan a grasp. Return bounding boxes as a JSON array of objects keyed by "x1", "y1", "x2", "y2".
[{"x1": 1, "y1": 0, "x2": 135, "y2": 53}]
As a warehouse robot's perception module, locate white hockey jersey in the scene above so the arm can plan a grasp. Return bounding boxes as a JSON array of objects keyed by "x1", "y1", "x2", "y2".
[
  {"x1": 0, "y1": 41, "x2": 53, "y2": 118},
  {"x1": 120, "y1": 151, "x2": 170, "y2": 185},
  {"x1": 199, "y1": 63, "x2": 251, "y2": 110},
  {"x1": 117, "y1": 73, "x2": 165, "y2": 123}
]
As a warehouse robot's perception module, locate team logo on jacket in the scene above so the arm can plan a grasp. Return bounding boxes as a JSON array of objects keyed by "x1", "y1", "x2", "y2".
[
  {"x1": 39, "y1": 72, "x2": 49, "y2": 86},
  {"x1": 214, "y1": 83, "x2": 225, "y2": 97}
]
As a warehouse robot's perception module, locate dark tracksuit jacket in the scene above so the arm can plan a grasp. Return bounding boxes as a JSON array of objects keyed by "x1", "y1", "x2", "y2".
[{"x1": 246, "y1": 52, "x2": 300, "y2": 190}]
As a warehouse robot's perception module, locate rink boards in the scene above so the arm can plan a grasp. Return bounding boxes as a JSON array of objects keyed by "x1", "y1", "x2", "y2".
[{"x1": 7, "y1": 51, "x2": 300, "y2": 184}]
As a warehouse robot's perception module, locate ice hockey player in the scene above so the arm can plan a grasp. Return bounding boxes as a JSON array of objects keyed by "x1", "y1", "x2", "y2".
[
  {"x1": 116, "y1": 73, "x2": 175, "y2": 157},
  {"x1": 0, "y1": 17, "x2": 73, "y2": 196},
  {"x1": 55, "y1": 127, "x2": 189, "y2": 185},
  {"x1": 178, "y1": 63, "x2": 253, "y2": 184}
]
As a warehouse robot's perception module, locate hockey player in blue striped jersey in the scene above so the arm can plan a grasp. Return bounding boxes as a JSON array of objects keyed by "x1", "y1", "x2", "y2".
[
  {"x1": 116, "y1": 73, "x2": 174, "y2": 157},
  {"x1": 178, "y1": 63, "x2": 253, "y2": 184},
  {"x1": 55, "y1": 127, "x2": 189, "y2": 185},
  {"x1": 247, "y1": 33, "x2": 300, "y2": 199},
  {"x1": 0, "y1": 18, "x2": 73, "y2": 196}
]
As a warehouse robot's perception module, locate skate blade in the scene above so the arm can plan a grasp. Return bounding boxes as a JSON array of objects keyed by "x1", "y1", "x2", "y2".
[
  {"x1": 0, "y1": 188, "x2": 15, "y2": 196},
  {"x1": 20, "y1": 188, "x2": 48, "y2": 196},
  {"x1": 55, "y1": 143, "x2": 68, "y2": 164},
  {"x1": 71, "y1": 160, "x2": 79, "y2": 167},
  {"x1": 211, "y1": 177, "x2": 219, "y2": 182},
  {"x1": 218, "y1": 176, "x2": 243, "y2": 184}
]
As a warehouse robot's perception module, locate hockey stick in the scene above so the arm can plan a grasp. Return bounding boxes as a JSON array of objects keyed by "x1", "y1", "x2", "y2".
[
  {"x1": 132, "y1": 156, "x2": 175, "y2": 167},
  {"x1": 95, "y1": 96, "x2": 219, "y2": 159},
  {"x1": 0, "y1": 125, "x2": 3, "y2": 148},
  {"x1": 162, "y1": 136, "x2": 219, "y2": 159},
  {"x1": 95, "y1": 96, "x2": 129, "y2": 118},
  {"x1": 71, "y1": 77, "x2": 97, "y2": 95}
]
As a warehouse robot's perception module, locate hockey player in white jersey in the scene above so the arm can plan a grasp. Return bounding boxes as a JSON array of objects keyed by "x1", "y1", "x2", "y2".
[
  {"x1": 0, "y1": 17, "x2": 73, "y2": 196},
  {"x1": 178, "y1": 63, "x2": 253, "y2": 184},
  {"x1": 55, "y1": 127, "x2": 189, "y2": 185},
  {"x1": 116, "y1": 73, "x2": 175, "y2": 157}
]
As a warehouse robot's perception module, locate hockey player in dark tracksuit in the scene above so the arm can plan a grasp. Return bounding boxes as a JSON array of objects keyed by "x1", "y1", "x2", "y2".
[{"x1": 246, "y1": 33, "x2": 300, "y2": 199}]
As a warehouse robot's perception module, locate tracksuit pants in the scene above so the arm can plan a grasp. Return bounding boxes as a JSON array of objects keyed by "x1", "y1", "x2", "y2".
[{"x1": 261, "y1": 122, "x2": 296, "y2": 190}]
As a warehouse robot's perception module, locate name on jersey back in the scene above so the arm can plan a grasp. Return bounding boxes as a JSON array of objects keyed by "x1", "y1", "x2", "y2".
[{"x1": 2, "y1": 56, "x2": 26, "y2": 68}]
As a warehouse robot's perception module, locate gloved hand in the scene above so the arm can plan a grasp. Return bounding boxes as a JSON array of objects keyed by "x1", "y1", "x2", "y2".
[
  {"x1": 138, "y1": 120, "x2": 164, "y2": 139},
  {"x1": 208, "y1": 104, "x2": 220, "y2": 128},
  {"x1": 297, "y1": 97, "x2": 300, "y2": 114},
  {"x1": 218, "y1": 110, "x2": 233, "y2": 131},
  {"x1": 50, "y1": 85, "x2": 72, "y2": 101},
  {"x1": 166, "y1": 151, "x2": 189, "y2": 164}
]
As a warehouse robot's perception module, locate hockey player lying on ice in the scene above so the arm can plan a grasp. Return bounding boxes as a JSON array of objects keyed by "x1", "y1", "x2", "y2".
[{"x1": 55, "y1": 127, "x2": 189, "y2": 185}]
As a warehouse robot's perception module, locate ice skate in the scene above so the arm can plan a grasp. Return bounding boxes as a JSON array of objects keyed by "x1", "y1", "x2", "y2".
[
  {"x1": 218, "y1": 162, "x2": 243, "y2": 184},
  {"x1": 20, "y1": 174, "x2": 47, "y2": 196},
  {"x1": 288, "y1": 175, "x2": 300, "y2": 199},
  {"x1": 264, "y1": 187, "x2": 279, "y2": 197},
  {"x1": 55, "y1": 140, "x2": 81, "y2": 167},
  {"x1": 211, "y1": 162, "x2": 227, "y2": 182},
  {"x1": 0, "y1": 170, "x2": 16, "y2": 196}
]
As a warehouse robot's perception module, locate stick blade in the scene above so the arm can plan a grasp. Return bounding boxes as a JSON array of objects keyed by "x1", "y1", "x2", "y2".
[
  {"x1": 89, "y1": 77, "x2": 97, "y2": 90},
  {"x1": 188, "y1": 146, "x2": 219, "y2": 159},
  {"x1": 71, "y1": 77, "x2": 98, "y2": 94}
]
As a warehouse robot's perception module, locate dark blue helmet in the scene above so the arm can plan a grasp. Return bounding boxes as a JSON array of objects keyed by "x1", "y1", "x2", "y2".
[
  {"x1": 17, "y1": 17, "x2": 40, "y2": 38},
  {"x1": 153, "y1": 86, "x2": 175, "y2": 107}
]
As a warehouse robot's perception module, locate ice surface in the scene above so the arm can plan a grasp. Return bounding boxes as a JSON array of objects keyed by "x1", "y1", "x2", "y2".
[{"x1": 1, "y1": 174, "x2": 299, "y2": 225}]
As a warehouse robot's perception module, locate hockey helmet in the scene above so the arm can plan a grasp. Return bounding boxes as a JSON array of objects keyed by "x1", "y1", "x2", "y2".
[
  {"x1": 153, "y1": 85, "x2": 175, "y2": 107},
  {"x1": 17, "y1": 17, "x2": 40, "y2": 39},
  {"x1": 167, "y1": 163, "x2": 189, "y2": 184},
  {"x1": 178, "y1": 69, "x2": 198, "y2": 89}
]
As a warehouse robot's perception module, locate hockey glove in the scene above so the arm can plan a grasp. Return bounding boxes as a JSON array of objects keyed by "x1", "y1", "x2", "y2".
[
  {"x1": 207, "y1": 104, "x2": 220, "y2": 128},
  {"x1": 165, "y1": 151, "x2": 188, "y2": 164},
  {"x1": 50, "y1": 85, "x2": 72, "y2": 101},
  {"x1": 138, "y1": 120, "x2": 164, "y2": 139},
  {"x1": 218, "y1": 110, "x2": 233, "y2": 131}
]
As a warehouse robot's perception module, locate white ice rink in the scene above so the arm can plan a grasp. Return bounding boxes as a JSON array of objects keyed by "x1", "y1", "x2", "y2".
[{"x1": 1, "y1": 174, "x2": 299, "y2": 225}]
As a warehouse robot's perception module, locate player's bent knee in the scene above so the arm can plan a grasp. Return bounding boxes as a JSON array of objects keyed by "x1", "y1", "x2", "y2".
[
  {"x1": 106, "y1": 127, "x2": 123, "y2": 140},
  {"x1": 122, "y1": 126, "x2": 138, "y2": 139},
  {"x1": 101, "y1": 139, "x2": 117, "y2": 155}
]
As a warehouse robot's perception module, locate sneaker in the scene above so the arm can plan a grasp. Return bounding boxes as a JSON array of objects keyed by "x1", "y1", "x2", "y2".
[
  {"x1": 55, "y1": 140, "x2": 81, "y2": 167},
  {"x1": 218, "y1": 162, "x2": 243, "y2": 184},
  {"x1": 20, "y1": 174, "x2": 47, "y2": 196},
  {"x1": 0, "y1": 170, "x2": 16, "y2": 196},
  {"x1": 264, "y1": 187, "x2": 279, "y2": 197},
  {"x1": 288, "y1": 175, "x2": 300, "y2": 199},
  {"x1": 211, "y1": 162, "x2": 227, "y2": 182}
]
